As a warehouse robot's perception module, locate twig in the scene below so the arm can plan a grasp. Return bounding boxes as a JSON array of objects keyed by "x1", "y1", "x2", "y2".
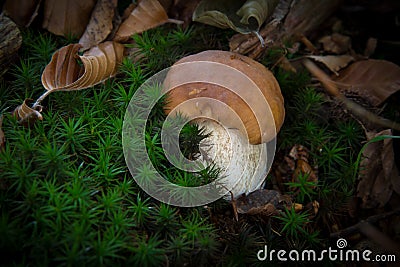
[
  {"x1": 303, "y1": 59, "x2": 400, "y2": 131},
  {"x1": 330, "y1": 209, "x2": 400, "y2": 239}
]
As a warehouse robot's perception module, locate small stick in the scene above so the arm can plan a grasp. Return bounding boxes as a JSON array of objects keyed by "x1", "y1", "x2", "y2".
[
  {"x1": 303, "y1": 59, "x2": 400, "y2": 131},
  {"x1": 330, "y1": 209, "x2": 400, "y2": 238}
]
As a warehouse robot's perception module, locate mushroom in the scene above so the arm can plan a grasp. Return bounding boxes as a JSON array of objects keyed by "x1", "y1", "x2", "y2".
[{"x1": 162, "y1": 50, "x2": 284, "y2": 198}]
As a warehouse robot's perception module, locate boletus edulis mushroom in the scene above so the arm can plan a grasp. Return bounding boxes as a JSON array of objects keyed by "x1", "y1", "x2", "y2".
[{"x1": 162, "y1": 50, "x2": 284, "y2": 198}]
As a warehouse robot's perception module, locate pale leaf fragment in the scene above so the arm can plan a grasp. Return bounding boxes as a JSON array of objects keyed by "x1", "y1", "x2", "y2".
[
  {"x1": 307, "y1": 55, "x2": 354, "y2": 75},
  {"x1": 79, "y1": 0, "x2": 118, "y2": 51},
  {"x1": 319, "y1": 33, "x2": 351, "y2": 54}
]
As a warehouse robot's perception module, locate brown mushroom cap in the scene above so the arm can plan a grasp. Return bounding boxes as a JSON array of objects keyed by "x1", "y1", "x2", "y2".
[{"x1": 163, "y1": 50, "x2": 285, "y2": 145}]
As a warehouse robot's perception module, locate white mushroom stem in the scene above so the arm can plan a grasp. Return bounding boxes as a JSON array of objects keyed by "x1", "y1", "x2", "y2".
[{"x1": 196, "y1": 119, "x2": 268, "y2": 199}]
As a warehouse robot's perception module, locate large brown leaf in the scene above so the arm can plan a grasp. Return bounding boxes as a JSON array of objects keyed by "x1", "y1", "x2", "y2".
[
  {"x1": 114, "y1": 0, "x2": 181, "y2": 42},
  {"x1": 79, "y1": 0, "x2": 118, "y2": 51},
  {"x1": 2, "y1": 0, "x2": 41, "y2": 27},
  {"x1": 357, "y1": 130, "x2": 400, "y2": 209},
  {"x1": 41, "y1": 41, "x2": 124, "y2": 92},
  {"x1": 332, "y1": 59, "x2": 400, "y2": 106},
  {"x1": 42, "y1": 0, "x2": 97, "y2": 37}
]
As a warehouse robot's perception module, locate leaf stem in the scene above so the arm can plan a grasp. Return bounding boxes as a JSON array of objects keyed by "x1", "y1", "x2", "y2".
[{"x1": 32, "y1": 90, "x2": 52, "y2": 109}]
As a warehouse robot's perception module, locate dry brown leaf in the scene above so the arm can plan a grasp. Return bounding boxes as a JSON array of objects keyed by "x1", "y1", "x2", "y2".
[
  {"x1": 42, "y1": 0, "x2": 97, "y2": 38},
  {"x1": 13, "y1": 99, "x2": 43, "y2": 126},
  {"x1": 0, "y1": 115, "x2": 5, "y2": 151},
  {"x1": 41, "y1": 41, "x2": 124, "y2": 93},
  {"x1": 235, "y1": 189, "x2": 291, "y2": 216},
  {"x1": 332, "y1": 59, "x2": 400, "y2": 106},
  {"x1": 319, "y1": 33, "x2": 351, "y2": 54},
  {"x1": 357, "y1": 129, "x2": 399, "y2": 209},
  {"x1": 2, "y1": 0, "x2": 41, "y2": 27},
  {"x1": 79, "y1": 0, "x2": 118, "y2": 51},
  {"x1": 114, "y1": 0, "x2": 182, "y2": 42},
  {"x1": 307, "y1": 55, "x2": 354, "y2": 75},
  {"x1": 0, "y1": 14, "x2": 22, "y2": 77}
]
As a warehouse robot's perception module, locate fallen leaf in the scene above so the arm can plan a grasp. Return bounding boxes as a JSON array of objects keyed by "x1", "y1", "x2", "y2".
[
  {"x1": 79, "y1": 0, "x2": 118, "y2": 51},
  {"x1": 332, "y1": 59, "x2": 400, "y2": 106},
  {"x1": 318, "y1": 33, "x2": 351, "y2": 54},
  {"x1": 307, "y1": 55, "x2": 354, "y2": 75},
  {"x1": 0, "y1": 115, "x2": 5, "y2": 151},
  {"x1": 235, "y1": 189, "x2": 291, "y2": 216},
  {"x1": 193, "y1": 0, "x2": 279, "y2": 35},
  {"x1": 13, "y1": 99, "x2": 43, "y2": 126},
  {"x1": 42, "y1": 0, "x2": 97, "y2": 38},
  {"x1": 364, "y1": 37, "x2": 377, "y2": 58},
  {"x1": 357, "y1": 130, "x2": 399, "y2": 209},
  {"x1": 2, "y1": 0, "x2": 40, "y2": 27},
  {"x1": 41, "y1": 41, "x2": 124, "y2": 92},
  {"x1": 0, "y1": 14, "x2": 22, "y2": 77},
  {"x1": 170, "y1": 0, "x2": 202, "y2": 26},
  {"x1": 114, "y1": 0, "x2": 182, "y2": 42}
]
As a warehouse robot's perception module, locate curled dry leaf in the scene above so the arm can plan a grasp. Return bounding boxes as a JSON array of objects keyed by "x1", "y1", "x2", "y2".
[
  {"x1": 307, "y1": 55, "x2": 354, "y2": 76},
  {"x1": 13, "y1": 99, "x2": 43, "y2": 126},
  {"x1": 41, "y1": 41, "x2": 124, "y2": 93},
  {"x1": 79, "y1": 0, "x2": 118, "y2": 51},
  {"x1": 235, "y1": 189, "x2": 292, "y2": 216},
  {"x1": 114, "y1": 0, "x2": 182, "y2": 42},
  {"x1": 332, "y1": 59, "x2": 400, "y2": 106},
  {"x1": 357, "y1": 130, "x2": 399, "y2": 209},
  {"x1": 193, "y1": 0, "x2": 279, "y2": 35},
  {"x1": 2, "y1": 0, "x2": 41, "y2": 27},
  {"x1": 42, "y1": 0, "x2": 97, "y2": 37}
]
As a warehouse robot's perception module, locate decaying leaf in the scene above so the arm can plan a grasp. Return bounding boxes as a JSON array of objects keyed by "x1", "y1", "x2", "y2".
[
  {"x1": 41, "y1": 41, "x2": 124, "y2": 92},
  {"x1": 332, "y1": 59, "x2": 400, "y2": 106},
  {"x1": 319, "y1": 33, "x2": 351, "y2": 54},
  {"x1": 42, "y1": 0, "x2": 97, "y2": 37},
  {"x1": 357, "y1": 130, "x2": 399, "y2": 209},
  {"x1": 0, "y1": 115, "x2": 5, "y2": 151},
  {"x1": 114, "y1": 0, "x2": 182, "y2": 42},
  {"x1": 0, "y1": 14, "x2": 22, "y2": 77},
  {"x1": 13, "y1": 99, "x2": 43, "y2": 126},
  {"x1": 307, "y1": 55, "x2": 354, "y2": 75},
  {"x1": 79, "y1": 0, "x2": 118, "y2": 51},
  {"x1": 235, "y1": 189, "x2": 292, "y2": 216},
  {"x1": 2, "y1": 0, "x2": 41, "y2": 27},
  {"x1": 193, "y1": 0, "x2": 279, "y2": 35}
]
